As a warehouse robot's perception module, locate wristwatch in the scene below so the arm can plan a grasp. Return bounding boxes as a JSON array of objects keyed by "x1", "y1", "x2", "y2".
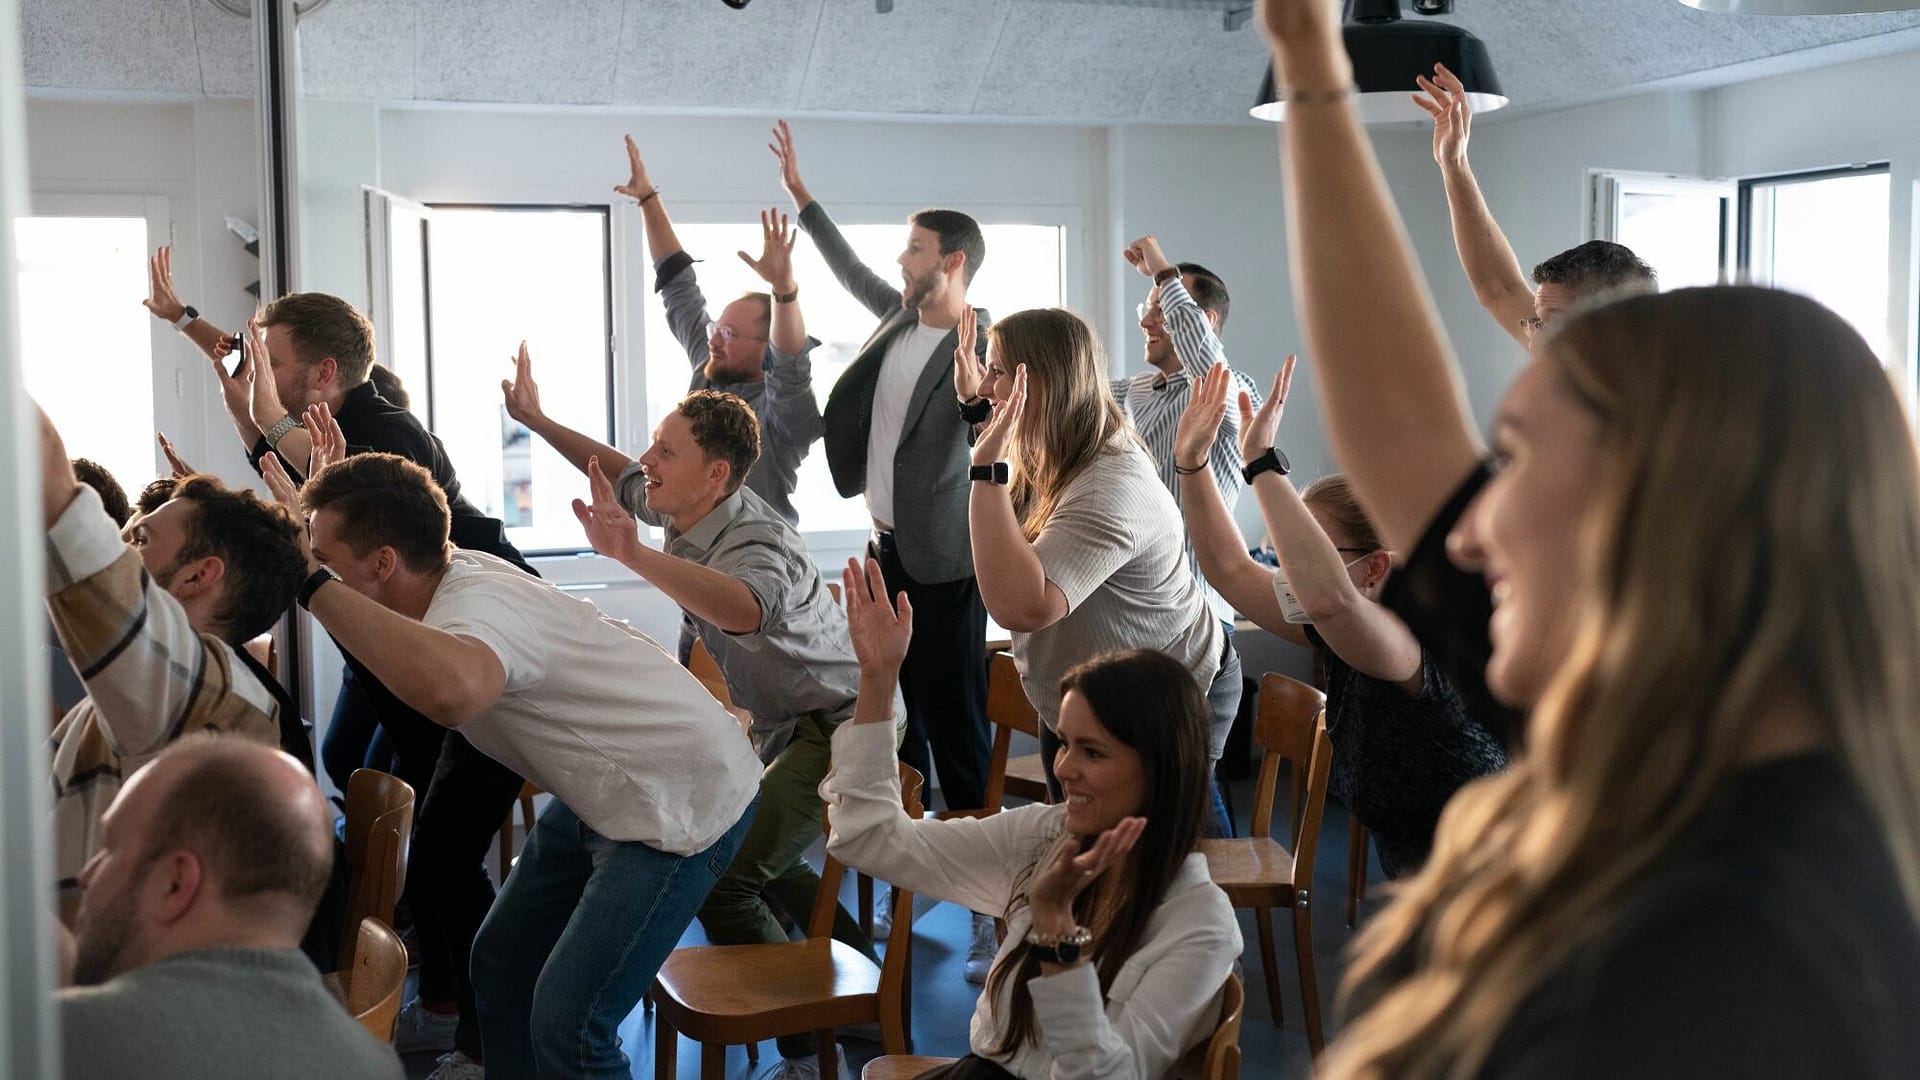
[
  {"x1": 263, "y1": 413, "x2": 303, "y2": 448},
  {"x1": 1026, "y1": 925, "x2": 1094, "y2": 965},
  {"x1": 170, "y1": 305, "x2": 199, "y2": 331},
  {"x1": 296, "y1": 566, "x2": 339, "y2": 611},
  {"x1": 958, "y1": 397, "x2": 993, "y2": 425},
  {"x1": 773, "y1": 286, "x2": 799, "y2": 304},
  {"x1": 970, "y1": 462, "x2": 1010, "y2": 485},
  {"x1": 1240, "y1": 447, "x2": 1291, "y2": 485}
]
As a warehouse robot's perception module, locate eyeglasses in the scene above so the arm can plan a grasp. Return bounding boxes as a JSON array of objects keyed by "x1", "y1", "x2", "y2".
[
  {"x1": 1135, "y1": 302, "x2": 1161, "y2": 321},
  {"x1": 1335, "y1": 547, "x2": 1375, "y2": 556},
  {"x1": 711, "y1": 322, "x2": 766, "y2": 343}
]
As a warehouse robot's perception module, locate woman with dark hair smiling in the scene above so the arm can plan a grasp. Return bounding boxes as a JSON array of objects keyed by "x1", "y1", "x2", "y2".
[{"x1": 824, "y1": 557, "x2": 1240, "y2": 1080}]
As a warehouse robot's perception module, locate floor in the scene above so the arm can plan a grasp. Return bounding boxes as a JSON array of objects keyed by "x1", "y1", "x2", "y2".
[{"x1": 401, "y1": 777, "x2": 1384, "y2": 1080}]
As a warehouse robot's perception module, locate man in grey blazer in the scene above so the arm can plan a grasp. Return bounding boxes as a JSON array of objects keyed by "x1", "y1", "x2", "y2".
[{"x1": 772, "y1": 122, "x2": 992, "y2": 826}]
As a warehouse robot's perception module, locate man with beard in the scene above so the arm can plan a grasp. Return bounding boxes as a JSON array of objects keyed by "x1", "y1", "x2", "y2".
[
  {"x1": 57, "y1": 736, "x2": 403, "y2": 1080},
  {"x1": 772, "y1": 119, "x2": 999, "y2": 981}
]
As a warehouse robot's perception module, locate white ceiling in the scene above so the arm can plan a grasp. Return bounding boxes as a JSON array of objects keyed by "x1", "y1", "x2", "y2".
[{"x1": 21, "y1": 0, "x2": 1920, "y2": 124}]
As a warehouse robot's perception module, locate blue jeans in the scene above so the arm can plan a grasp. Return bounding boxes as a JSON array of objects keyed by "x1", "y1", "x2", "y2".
[
  {"x1": 1204, "y1": 623, "x2": 1243, "y2": 839},
  {"x1": 471, "y1": 797, "x2": 756, "y2": 1079}
]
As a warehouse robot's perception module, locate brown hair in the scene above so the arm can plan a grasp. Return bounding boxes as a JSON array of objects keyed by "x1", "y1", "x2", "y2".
[
  {"x1": 678, "y1": 390, "x2": 762, "y2": 495},
  {"x1": 299, "y1": 453, "x2": 451, "y2": 574},
  {"x1": 170, "y1": 475, "x2": 306, "y2": 644},
  {"x1": 1300, "y1": 474, "x2": 1383, "y2": 552},
  {"x1": 992, "y1": 309, "x2": 1136, "y2": 541},
  {"x1": 257, "y1": 292, "x2": 377, "y2": 388}
]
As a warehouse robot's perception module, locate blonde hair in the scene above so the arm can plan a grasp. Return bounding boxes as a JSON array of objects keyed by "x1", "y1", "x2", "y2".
[
  {"x1": 992, "y1": 308, "x2": 1135, "y2": 540},
  {"x1": 1300, "y1": 474, "x2": 1382, "y2": 551},
  {"x1": 1323, "y1": 286, "x2": 1920, "y2": 1078}
]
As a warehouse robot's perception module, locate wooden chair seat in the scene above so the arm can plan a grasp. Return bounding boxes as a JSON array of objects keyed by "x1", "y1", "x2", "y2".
[
  {"x1": 861, "y1": 1055, "x2": 957, "y2": 1080},
  {"x1": 1200, "y1": 836, "x2": 1298, "y2": 903},
  {"x1": 1003, "y1": 753, "x2": 1049, "y2": 804},
  {"x1": 344, "y1": 917, "x2": 408, "y2": 1043},
  {"x1": 655, "y1": 938, "x2": 882, "y2": 1039}
]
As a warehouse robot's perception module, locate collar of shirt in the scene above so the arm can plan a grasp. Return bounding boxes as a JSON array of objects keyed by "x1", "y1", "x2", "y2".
[
  {"x1": 666, "y1": 488, "x2": 748, "y2": 558},
  {"x1": 335, "y1": 379, "x2": 381, "y2": 421}
]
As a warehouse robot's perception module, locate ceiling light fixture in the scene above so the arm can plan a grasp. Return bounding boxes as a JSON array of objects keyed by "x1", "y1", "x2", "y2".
[
  {"x1": 1676, "y1": 0, "x2": 1920, "y2": 12},
  {"x1": 1251, "y1": 0, "x2": 1506, "y2": 123}
]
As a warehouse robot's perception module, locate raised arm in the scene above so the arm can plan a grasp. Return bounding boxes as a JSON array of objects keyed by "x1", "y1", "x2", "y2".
[
  {"x1": 145, "y1": 247, "x2": 267, "y2": 452},
  {"x1": 967, "y1": 355, "x2": 1069, "y2": 633},
  {"x1": 1260, "y1": 0, "x2": 1484, "y2": 554},
  {"x1": 1413, "y1": 64, "x2": 1536, "y2": 347},
  {"x1": 1125, "y1": 235, "x2": 1227, "y2": 384},
  {"x1": 774, "y1": 120, "x2": 903, "y2": 318},
  {"x1": 737, "y1": 207, "x2": 807, "y2": 357},
  {"x1": 614, "y1": 135, "x2": 718, "y2": 368},
  {"x1": 616, "y1": 134, "x2": 685, "y2": 264},
  {"x1": 501, "y1": 342, "x2": 632, "y2": 478}
]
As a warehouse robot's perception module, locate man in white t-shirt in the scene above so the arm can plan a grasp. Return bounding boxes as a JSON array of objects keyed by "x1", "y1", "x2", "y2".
[{"x1": 272, "y1": 448, "x2": 760, "y2": 1080}]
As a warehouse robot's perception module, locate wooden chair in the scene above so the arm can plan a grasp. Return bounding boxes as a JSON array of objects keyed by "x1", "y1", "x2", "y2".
[
  {"x1": 860, "y1": 973, "x2": 1245, "y2": 1080},
  {"x1": 688, "y1": 638, "x2": 736, "y2": 709},
  {"x1": 1346, "y1": 815, "x2": 1369, "y2": 928},
  {"x1": 343, "y1": 917, "x2": 408, "y2": 1042},
  {"x1": 652, "y1": 764, "x2": 925, "y2": 1080},
  {"x1": 496, "y1": 780, "x2": 541, "y2": 880},
  {"x1": 337, "y1": 768, "x2": 414, "y2": 973},
  {"x1": 987, "y1": 651, "x2": 1050, "y2": 807},
  {"x1": 1199, "y1": 673, "x2": 1333, "y2": 1053}
]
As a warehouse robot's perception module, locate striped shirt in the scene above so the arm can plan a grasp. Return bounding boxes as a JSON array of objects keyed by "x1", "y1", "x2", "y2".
[
  {"x1": 46, "y1": 487, "x2": 282, "y2": 922},
  {"x1": 1111, "y1": 276, "x2": 1262, "y2": 620}
]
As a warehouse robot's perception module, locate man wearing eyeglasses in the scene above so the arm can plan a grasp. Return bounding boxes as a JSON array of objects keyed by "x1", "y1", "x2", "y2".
[
  {"x1": 1118, "y1": 234, "x2": 1260, "y2": 839},
  {"x1": 615, "y1": 135, "x2": 824, "y2": 528}
]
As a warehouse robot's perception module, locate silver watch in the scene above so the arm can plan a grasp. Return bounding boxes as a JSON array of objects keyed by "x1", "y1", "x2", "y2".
[{"x1": 263, "y1": 413, "x2": 303, "y2": 448}]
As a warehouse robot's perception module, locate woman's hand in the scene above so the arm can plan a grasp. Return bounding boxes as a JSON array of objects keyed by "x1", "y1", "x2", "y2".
[
  {"x1": 953, "y1": 306, "x2": 987, "y2": 404},
  {"x1": 1027, "y1": 816, "x2": 1147, "y2": 925},
  {"x1": 842, "y1": 556, "x2": 913, "y2": 681},
  {"x1": 971, "y1": 363, "x2": 1026, "y2": 467},
  {"x1": 1237, "y1": 354, "x2": 1295, "y2": 465},
  {"x1": 1173, "y1": 362, "x2": 1233, "y2": 473}
]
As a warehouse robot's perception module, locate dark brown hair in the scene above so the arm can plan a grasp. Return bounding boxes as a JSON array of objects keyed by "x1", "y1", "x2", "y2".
[
  {"x1": 910, "y1": 208, "x2": 986, "y2": 284},
  {"x1": 299, "y1": 453, "x2": 451, "y2": 574},
  {"x1": 678, "y1": 390, "x2": 762, "y2": 495},
  {"x1": 257, "y1": 292, "x2": 377, "y2": 387},
  {"x1": 71, "y1": 458, "x2": 130, "y2": 527},
  {"x1": 171, "y1": 475, "x2": 306, "y2": 644}
]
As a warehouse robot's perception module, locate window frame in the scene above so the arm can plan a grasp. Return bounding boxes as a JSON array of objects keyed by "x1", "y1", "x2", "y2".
[
  {"x1": 1589, "y1": 169, "x2": 1737, "y2": 286},
  {"x1": 1736, "y1": 162, "x2": 1891, "y2": 282}
]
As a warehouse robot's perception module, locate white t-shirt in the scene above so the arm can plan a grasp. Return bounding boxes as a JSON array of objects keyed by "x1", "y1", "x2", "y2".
[
  {"x1": 424, "y1": 552, "x2": 762, "y2": 854},
  {"x1": 865, "y1": 320, "x2": 952, "y2": 529},
  {"x1": 1015, "y1": 439, "x2": 1222, "y2": 726}
]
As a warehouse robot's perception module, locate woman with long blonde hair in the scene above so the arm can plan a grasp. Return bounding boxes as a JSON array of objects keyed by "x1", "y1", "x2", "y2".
[
  {"x1": 1256, "y1": 0, "x2": 1920, "y2": 1075},
  {"x1": 958, "y1": 308, "x2": 1227, "y2": 811}
]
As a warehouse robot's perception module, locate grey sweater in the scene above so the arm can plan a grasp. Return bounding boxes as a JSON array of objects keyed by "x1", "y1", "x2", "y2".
[{"x1": 59, "y1": 947, "x2": 404, "y2": 1080}]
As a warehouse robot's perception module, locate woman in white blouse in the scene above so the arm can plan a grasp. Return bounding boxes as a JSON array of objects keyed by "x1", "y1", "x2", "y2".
[{"x1": 824, "y1": 557, "x2": 1242, "y2": 1080}]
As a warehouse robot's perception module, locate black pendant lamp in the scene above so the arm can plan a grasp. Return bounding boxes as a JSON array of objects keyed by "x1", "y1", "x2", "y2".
[
  {"x1": 1676, "y1": 0, "x2": 1920, "y2": 10},
  {"x1": 1252, "y1": 0, "x2": 1507, "y2": 124}
]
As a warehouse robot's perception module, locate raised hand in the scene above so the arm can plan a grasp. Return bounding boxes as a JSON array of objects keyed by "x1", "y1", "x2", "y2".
[
  {"x1": 953, "y1": 306, "x2": 988, "y2": 403},
  {"x1": 1122, "y1": 235, "x2": 1174, "y2": 279},
  {"x1": 501, "y1": 341, "x2": 546, "y2": 428},
  {"x1": 156, "y1": 431, "x2": 195, "y2": 479},
  {"x1": 1412, "y1": 63, "x2": 1473, "y2": 168},
  {"x1": 613, "y1": 135, "x2": 655, "y2": 203},
  {"x1": 571, "y1": 455, "x2": 643, "y2": 564},
  {"x1": 768, "y1": 120, "x2": 813, "y2": 210},
  {"x1": 841, "y1": 556, "x2": 912, "y2": 677},
  {"x1": 736, "y1": 208, "x2": 798, "y2": 293},
  {"x1": 1237, "y1": 354, "x2": 1295, "y2": 464},
  {"x1": 971, "y1": 363, "x2": 1026, "y2": 467},
  {"x1": 142, "y1": 246, "x2": 186, "y2": 324},
  {"x1": 258, "y1": 453, "x2": 320, "y2": 572},
  {"x1": 1173, "y1": 363, "x2": 1233, "y2": 473},
  {"x1": 243, "y1": 318, "x2": 287, "y2": 425},
  {"x1": 1027, "y1": 816, "x2": 1147, "y2": 913},
  {"x1": 302, "y1": 401, "x2": 348, "y2": 476}
]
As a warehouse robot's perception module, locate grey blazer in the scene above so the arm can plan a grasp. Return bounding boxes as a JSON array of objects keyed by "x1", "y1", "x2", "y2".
[{"x1": 799, "y1": 201, "x2": 988, "y2": 585}]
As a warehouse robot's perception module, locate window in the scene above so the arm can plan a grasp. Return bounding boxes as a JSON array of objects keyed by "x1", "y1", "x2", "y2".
[
  {"x1": 1592, "y1": 172, "x2": 1734, "y2": 290},
  {"x1": 14, "y1": 212, "x2": 159, "y2": 494},
  {"x1": 642, "y1": 221, "x2": 1065, "y2": 535},
  {"x1": 1741, "y1": 165, "x2": 1892, "y2": 364},
  {"x1": 409, "y1": 205, "x2": 614, "y2": 554}
]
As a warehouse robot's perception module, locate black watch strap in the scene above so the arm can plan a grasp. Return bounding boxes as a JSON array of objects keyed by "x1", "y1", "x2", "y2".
[
  {"x1": 296, "y1": 566, "x2": 339, "y2": 610},
  {"x1": 958, "y1": 397, "x2": 993, "y2": 424},
  {"x1": 1028, "y1": 939, "x2": 1084, "y2": 964},
  {"x1": 1240, "y1": 447, "x2": 1291, "y2": 485},
  {"x1": 969, "y1": 462, "x2": 1010, "y2": 485}
]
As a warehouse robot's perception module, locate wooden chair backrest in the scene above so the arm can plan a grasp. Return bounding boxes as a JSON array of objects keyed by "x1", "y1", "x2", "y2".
[
  {"x1": 687, "y1": 638, "x2": 736, "y2": 709},
  {"x1": 980, "y1": 652, "x2": 1040, "y2": 809},
  {"x1": 345, "y1": 917, "x2": 408, "y2": 1042},
  {"x1": 818, "y1": 763, "x2": 924, "y2": 1034},
  {"x1": 339, "y1": 769, "x2": 413, "y2": 971},
  {"x1": 1246, "y1": 674, "x2": 1333, "y2": 881},
  {"x1": 1172, "y1": 972, "x2": 1245, "y2": 1080}
]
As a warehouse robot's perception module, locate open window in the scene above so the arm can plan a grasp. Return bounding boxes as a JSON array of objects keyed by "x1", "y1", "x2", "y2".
[
  {"x1": 1592, "y1": 171, "x2": 1736, "y2": 291},
  {"x1": 1740, "y1": 164, "x2": 1892, "y2": 365}
]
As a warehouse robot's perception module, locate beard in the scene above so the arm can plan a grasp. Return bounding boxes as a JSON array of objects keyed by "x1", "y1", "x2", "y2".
[
  {"x1": 70, "y1": 882, "x2": 140, "y2": 987},
  {"x1": 901, "y1": 266, "x2": 942, "y2": 311}
]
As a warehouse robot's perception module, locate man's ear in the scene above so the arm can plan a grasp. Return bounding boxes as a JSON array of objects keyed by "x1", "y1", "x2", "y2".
[
  {"x1": 374, "y1": 546, "x2": 400, "y2": 583},
  {"x1": 316, "y1": 356, "x2": 339, "y2": 390},
  {"x1": 944, "y1": 250, "x2": 967, "y2": 280},
  {"x1": 145, "y1": 850, "x2": 206, "y2": 927},
  {"x1": 1205, "y1": 309, "x2": 1224, "y2": 334},
  {"x1": 176, "y1": 555, "x2": 227, "y2": 598}
]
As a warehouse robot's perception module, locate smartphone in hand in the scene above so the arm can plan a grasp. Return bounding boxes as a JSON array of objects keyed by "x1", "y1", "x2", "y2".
[{"x1": 225, "y1": 334, "x2": 245, "y2": 379}]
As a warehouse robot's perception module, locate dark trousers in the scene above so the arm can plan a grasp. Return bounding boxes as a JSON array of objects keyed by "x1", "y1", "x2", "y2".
[
  {"x1": 340, "y1": 651, "x2": 525, "y2": 1060},
  {"x1": 873, "y1": 533, "x2": 991, "y2": 812},
  {"x1": 321, "y1": 664, "x2": 394, "y2": 797}
]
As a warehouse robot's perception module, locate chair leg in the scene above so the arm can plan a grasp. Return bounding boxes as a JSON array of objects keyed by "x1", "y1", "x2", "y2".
[
  {"x1": 497, "y1": 812, "x2": 513, "y2": 881},
  {"x1": 654, "y1": 1010, "x2": 677, "y2": 1079},
  {"x1": 859, "y1": 872, "x2": 874, "y2": 936},
  {"x1": 1346, "y1": 817, "x2": 1368, "y2": 929},
  {"x1": 701, "y1": 1040, "x2": 727, "y2": 1080},
  {"x1": 746, "y1": 1041, "x2": 759, "y2": 1064},
  {"x1": 1294, "y1": 895, "x2": 1324, "y2": 1056},
  {"x1": 1254, "y1": 905, "x2": 1284, "y2": 1027},
  {"x1": 816, "y1": 1033, "x2": 840, "y2": 1080}
]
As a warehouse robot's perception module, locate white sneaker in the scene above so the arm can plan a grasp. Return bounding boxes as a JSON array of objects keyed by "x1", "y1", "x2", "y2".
[
  {"x1": 391, "y1": 998, "x2": 458, "y2": 1054},
  {"x1": 869, "y1": 888, "x2": 893, "y2": 940},
  {"x1": 963, "y1": 912, "x2": 997, "y2": 985},
  {"x1": 757, "y1": 1044, "x2": 850, "y2": 1080},
  {"x1": 425, "y1": 1050, "x2": 484, "y2": 1080}
]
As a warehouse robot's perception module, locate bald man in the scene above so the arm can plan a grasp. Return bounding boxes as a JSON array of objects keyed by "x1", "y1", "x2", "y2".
[{"x1": 58, "y1": 736, "x2": 402, "y2": 1080}]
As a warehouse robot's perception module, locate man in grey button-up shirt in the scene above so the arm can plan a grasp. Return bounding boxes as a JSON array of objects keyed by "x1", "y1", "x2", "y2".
[
  {"x1": 616, "y1": 135, "x2": 823, "y2": 526},
  {"x1": 547, "y1": 385, "x2": 897, "y2": 1074}
]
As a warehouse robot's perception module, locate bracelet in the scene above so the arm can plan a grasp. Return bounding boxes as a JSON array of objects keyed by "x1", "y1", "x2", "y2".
[
  {"x1": 1153, "y1": 266, "x2": 1180, "y2": 285},
  {"x1": 958, "y1": 397, "x2": 993, "y2": 424},
  {"x1": 636, "y1": 188, "x2": 661, "y2": 206},
  {"x1": 1280, "y1": 84, "x2": 1357, "y2": 105},
  {"x1": 263, "y1": 413, "x2": 303, "y2": 449},
  {"x1": 773, "y1": 286, "x2": 799, "y2": 304},
  {"x1": 1174, "y1": 460, "x2": 1208, "y2": 475}
]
